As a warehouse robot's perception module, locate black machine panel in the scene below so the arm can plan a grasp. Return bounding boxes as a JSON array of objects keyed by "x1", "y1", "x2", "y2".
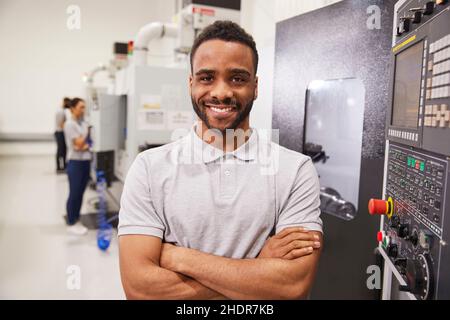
[
  {"x1": 373, "y1": 0, "x2": 450, "y2": 300},
  {"x1": 273, "y1": 0, "x2": 397, "y2": 299},
  {"x1": 386, "y1": 0, "x2": 450, "y2": 155},
  {"x1": 382, "y1": 142, "x2": 450, "y2": 299}
]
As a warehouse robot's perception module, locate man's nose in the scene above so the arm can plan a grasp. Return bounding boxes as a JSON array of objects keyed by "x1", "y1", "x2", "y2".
[{"x1": 210, "y1": 80, "x2": 233, "y2": 102}]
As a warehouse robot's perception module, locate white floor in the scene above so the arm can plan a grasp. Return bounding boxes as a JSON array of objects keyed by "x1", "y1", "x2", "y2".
[{"x1": 0, "y1": 155, "x2": 125, "y2": 299}]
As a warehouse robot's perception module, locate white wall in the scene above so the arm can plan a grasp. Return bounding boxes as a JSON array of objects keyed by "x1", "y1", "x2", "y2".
[
  {"x1": 241, "y1": 0, "x2": 342, "y2": 131},
  {"x1": 0, "y1": 0, "x2": 176, "y2": 136},
  {"x1": 0, "y1": 0, "x2": 342, "y2": 155}
]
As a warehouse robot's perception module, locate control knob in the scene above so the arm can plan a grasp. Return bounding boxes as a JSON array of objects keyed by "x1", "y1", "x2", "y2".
[
  {"x1": 387, "y1": 243, "x2": 398, "y2": 259},
  {"x1": 423, "y1": 2, "x2": 435, "y2": 15},
  {"x1": 398, "y1": 17, "x2": 412, "y2": 35},
  {"x1": 399, "y1": 254, "x2": 433, "y2": 300},
  {"x1": 412, "y1": 11, "x2": 422, "y2": 23},
  {"x1": 398, "y1": 224, "x2": 410, "y2": 239}
]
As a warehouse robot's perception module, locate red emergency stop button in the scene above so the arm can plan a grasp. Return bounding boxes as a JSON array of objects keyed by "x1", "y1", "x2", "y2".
[
  {"x1": 368, "y1": 199, "x2": 388, "y2": 215},
  {"x1": 368, "y1": 197, "x2": 394, "y2": 218}
]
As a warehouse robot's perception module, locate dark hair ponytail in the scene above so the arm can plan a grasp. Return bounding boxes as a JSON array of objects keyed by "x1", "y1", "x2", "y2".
[
  {"x1": 69, "y1": 98, "x2": 84, "y2": 108},
  {"x1": 63, "y1": 97, "x2": 71, "y2": 109}
]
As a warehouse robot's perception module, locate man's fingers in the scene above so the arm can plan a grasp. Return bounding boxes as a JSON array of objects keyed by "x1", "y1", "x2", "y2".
[
  {"x1": 273, "y1": 227, "x2": 305, "y2": 239},
  {"x1": 277, "y1": 240, "x2": 319, "y2": 257},
  {"x1": 279, "y1": 231, "x2": 319, "y2": 246},
  {"x1": 283, "y1": 247, "x2": 314, "y2": 260},
  {"x1": 289, "y1": 240, "x2": 320, "y2": 251}
]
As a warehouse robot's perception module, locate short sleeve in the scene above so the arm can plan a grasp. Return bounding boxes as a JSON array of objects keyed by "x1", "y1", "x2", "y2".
[
  {"x1": 118, "y1": 153, "x2": 165, "y2": 238},
  {"x1": 276, "y1": 159, "x2": 323, "y2": 234}
]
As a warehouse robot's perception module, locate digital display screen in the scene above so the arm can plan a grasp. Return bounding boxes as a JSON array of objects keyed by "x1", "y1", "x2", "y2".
[{"x1": 391, "y1": 41, "x2": 424, "y2": 129}]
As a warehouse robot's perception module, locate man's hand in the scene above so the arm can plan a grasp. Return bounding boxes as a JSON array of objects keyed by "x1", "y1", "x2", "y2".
[
  {"x1": 158, "y1": 231, "x2": 323, "y2": 300},
  {"x1": 258, "y1": 227, "x2": 321, "y2": 260},
  {"x1": 160, "y1": 243, "x2": 229, "y2": 300}
]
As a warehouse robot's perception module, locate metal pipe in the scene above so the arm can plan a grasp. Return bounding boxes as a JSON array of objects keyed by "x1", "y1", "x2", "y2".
[{"x1": 133, "y1": 22, "x2": 179, "y2": 66}]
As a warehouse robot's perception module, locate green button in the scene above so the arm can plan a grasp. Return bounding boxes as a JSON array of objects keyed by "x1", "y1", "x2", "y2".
[
  {"x1": 407, "y1": 157, "x2": 411, "y2": 166},
  {"x1": 420, "y1": 162, "x2": 425, "y2": 172}
]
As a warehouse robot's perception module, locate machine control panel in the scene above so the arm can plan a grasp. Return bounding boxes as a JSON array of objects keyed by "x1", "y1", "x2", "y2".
[
  {"x1": 386, "y1": 144, "x2": 446, "y2": 237},
  {"x1": 371, "y1": 142, "x2": 449, "y2": 299},
  {"x1": 387, "y1": 0, "x2": 450, "y2": 155},
  {"x1": 372, "y1": 0, "x2": 450, "y2": 301},
  {"x1": 396, "y1": 1, "x2": 447, "y2": 38}
]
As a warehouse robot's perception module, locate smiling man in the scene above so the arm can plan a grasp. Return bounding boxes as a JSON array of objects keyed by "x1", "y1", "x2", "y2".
[{"x1": 118, "y1": 21, "x2": 323, "y2": 300}]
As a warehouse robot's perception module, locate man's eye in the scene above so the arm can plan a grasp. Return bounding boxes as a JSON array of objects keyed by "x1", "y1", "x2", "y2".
[
  {"x1": 200, "y1": 76, "x2": 213, "y2": 82},
  {"x1": 232, "y1": 77, "x2": 245, "y2": 83}
]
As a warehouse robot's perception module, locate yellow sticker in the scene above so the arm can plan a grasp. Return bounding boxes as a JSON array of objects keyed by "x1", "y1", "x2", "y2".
[{"x1": 393, "y1": 35, "x2": 417, "y2": 53}]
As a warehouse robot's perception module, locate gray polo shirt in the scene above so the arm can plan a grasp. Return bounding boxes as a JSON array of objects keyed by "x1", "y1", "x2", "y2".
[
  {"x1": 64, "y1": 118, "x2": 92, "y2": 161},
  {"x1": 118, "y1": 128, "x2": 322, "y2": 259}
]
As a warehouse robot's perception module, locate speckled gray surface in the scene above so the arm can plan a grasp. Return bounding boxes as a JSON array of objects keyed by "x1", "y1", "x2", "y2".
[
  {"x1": 272, "y1": 0, "x2": 395, "y2": 159},
  {"x1": 272, "y1": 0, "x2": 396, "y2": 299}
]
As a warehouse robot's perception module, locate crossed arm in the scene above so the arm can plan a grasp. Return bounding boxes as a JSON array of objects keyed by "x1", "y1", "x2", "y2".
[
  {"x1": 72, "y1": 136, "x2": 89, "y2": 151},
  {"x1": 119, "y1": 228, "x2": 322, "y2": 300}
]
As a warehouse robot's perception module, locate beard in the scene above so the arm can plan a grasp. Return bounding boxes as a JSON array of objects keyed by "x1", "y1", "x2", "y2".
[{"x1": 191, "y1": 96, "x2": 254, "y2": 133}]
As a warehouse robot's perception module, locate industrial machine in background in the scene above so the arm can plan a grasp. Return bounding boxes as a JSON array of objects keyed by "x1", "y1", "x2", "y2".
[
  {"x1": 85, "y1": 42, "x2": 129, "y2": 186},
  {"x1": 272, "y1": 0, "x2": 396, "y2": 299},
  {"x1": 369, "y1": 0, "x2": 450, "y2": 300},
  {"x1": 85, "y1": 0, "x2": 241, "y2": 186},
  {"x1": 84, "y1": 42, "x2": 129, "y2": 112}
]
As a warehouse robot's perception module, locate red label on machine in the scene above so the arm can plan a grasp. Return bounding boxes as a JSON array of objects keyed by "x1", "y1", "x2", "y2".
[{"x1": 192, "y1": 7, "x2": 215, "y2": 16}]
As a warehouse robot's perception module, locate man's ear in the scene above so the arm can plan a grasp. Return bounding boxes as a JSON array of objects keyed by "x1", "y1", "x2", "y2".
[
  {"x1": 189, "y1": 74, "x2": 193, "y2": 95},
  {"x1": 254, "y1": 76, "x2": 258, "y2": 100}
]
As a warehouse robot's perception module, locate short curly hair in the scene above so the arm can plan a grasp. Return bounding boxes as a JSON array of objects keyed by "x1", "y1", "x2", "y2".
[{"x1": 190, "y1": 20, "x2": 258, "y2": 75}]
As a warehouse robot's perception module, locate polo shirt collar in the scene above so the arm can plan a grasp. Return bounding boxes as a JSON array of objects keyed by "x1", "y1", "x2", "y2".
[{"x1": 190, "y1": 126, "x2": 258, "y2": 164}]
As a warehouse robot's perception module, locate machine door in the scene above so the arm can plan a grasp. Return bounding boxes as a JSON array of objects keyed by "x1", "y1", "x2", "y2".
[{"x1": 305, "y1": 78, "x2": 365, "y2": 220}]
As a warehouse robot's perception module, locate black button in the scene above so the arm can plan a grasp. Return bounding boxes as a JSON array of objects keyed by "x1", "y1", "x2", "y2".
[
  {"x1": 413, "y1": 11, "x2": 422, "y2": 23},
  {"x1": 423, "y1": 1, "x2": 435, "y2": 15},
  {"x1": 435, "y1": 200, "x2": 441, "y2": 210},
  {"x1": 397, "y1": 18, "x2": 411, "y2": 35}
]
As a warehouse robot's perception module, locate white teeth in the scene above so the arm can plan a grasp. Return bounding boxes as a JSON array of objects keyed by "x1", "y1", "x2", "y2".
[{"x1": 211, "y1": 107, "x2": 232, "y2": 113}]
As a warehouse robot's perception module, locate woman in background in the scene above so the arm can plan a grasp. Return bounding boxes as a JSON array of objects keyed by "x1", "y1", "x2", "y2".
[
  {"x1": 64, "y1": 98, "x2": 91, "y2": 235},
  {"x1": 54, "y1": 97, "x2": 70, "y2": 173}
]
